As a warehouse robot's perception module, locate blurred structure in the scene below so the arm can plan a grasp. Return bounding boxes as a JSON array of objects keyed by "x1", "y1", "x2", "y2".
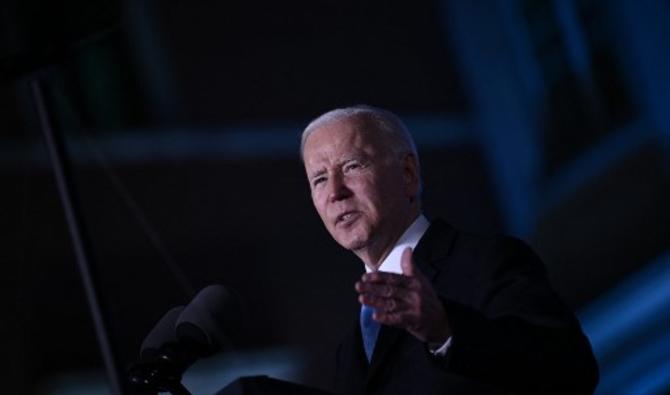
[{"x1": 1, "y1": 0, "x2": 669, "y2": 394}]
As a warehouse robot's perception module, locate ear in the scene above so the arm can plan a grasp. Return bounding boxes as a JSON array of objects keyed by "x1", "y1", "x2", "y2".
[{"x1": 401, "y1": 153, "x2": 421, "y2": 199}]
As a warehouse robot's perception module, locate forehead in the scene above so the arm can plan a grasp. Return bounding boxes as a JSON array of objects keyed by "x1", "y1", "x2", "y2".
[{"x1": 303, "y1": 117, "x2": 384, "y2": 162}]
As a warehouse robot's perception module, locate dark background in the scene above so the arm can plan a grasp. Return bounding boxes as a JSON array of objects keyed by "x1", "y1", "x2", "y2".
[{"x1": 2, "y1": 0, "x2": 669, "y2": 394}]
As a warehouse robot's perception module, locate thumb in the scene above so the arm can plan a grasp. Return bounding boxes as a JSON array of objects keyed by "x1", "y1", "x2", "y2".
[{"x1": 401, "y1": 247, "x2": 415, "y2": 277}]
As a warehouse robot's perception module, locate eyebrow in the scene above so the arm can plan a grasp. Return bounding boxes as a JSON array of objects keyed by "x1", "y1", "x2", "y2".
[
  {"x1": 310, "y1": 169, "x2": 327, "y2": 180},
  {"x1": 308, "y1": 154, "x2": 368, "y2": 180}
]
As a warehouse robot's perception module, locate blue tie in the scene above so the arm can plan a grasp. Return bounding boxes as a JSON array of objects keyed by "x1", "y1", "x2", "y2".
[{"x1": 360, "y1": 304, "x2": 380, "y2": 362}]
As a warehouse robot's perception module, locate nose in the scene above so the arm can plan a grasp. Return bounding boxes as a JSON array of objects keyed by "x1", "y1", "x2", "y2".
[{"x1": 328, "y1": 172, "x2": 353, "y2": 203}]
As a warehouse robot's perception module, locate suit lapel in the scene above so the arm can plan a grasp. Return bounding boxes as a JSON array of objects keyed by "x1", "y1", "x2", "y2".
[
  {"x1": 365, "y1": 219, "x2": 457, "y2": 382},
  {"x1": 413, "y1": 219, "x2": 456, "y2": 280},
  {"x1": 338, "y1": 315, "x2": 369, "y2": 394},
  {"x1": 367, "y1": 322, "x2": 403, "y2": 377}
]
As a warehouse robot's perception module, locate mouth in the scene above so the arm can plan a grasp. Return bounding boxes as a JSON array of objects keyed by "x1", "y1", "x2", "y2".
[{"x1": 335, "y1": 211, "x2": 360, "y2": 227}]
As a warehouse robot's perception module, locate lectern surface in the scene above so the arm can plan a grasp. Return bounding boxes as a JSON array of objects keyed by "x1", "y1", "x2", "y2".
[{"x1": 214, "y1": 376, "x2": 337, "y2": 395}]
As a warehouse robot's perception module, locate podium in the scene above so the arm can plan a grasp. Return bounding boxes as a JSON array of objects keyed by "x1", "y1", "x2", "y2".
[{"x1": 214, "y1": 376, "x2": 337, "y2": 395}]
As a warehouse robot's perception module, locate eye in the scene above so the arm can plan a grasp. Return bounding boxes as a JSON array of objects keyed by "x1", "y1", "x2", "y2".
[
  {"x1": 312, "y1": 176, "x2": 326, "y2": 187},
  {"x1": 344, "y1": 161, "x2": 363, "y2": 172}
]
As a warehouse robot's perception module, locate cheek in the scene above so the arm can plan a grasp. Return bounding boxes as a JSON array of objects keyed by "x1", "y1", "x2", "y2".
[
  {"x1": 315, "y1": 198, "x2": 336, "y2": 231},
  {"x1": 312, "y1": 195, "x2": 326, "y2": 217},
  {"x1": 366, "y1": 182, "x2": 402, "y2": 217},
  {"x1": 359, "y1": 181, "x2": 386, "y2": 209}
]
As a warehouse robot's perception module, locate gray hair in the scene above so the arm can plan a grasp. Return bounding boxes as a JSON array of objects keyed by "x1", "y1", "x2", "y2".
[{"x1": 299, "y1": 105, "x2": 419, "y2": 162}]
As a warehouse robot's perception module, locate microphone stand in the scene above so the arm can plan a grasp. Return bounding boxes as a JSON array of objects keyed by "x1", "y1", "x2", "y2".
[
  {"x1": 128, "y1": 357, "x2": 193, "y2": 395},
  {"x1": 31, "y1": 77, "x2": 127, "y2": 395},
  {"x1": 127, "y1": 342, "x2": 194, "y2": 395}
]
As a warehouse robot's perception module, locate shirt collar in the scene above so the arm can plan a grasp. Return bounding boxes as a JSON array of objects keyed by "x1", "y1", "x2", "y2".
[{"x1": 365, "y1": 214, "x2": 430, "y2": 274}]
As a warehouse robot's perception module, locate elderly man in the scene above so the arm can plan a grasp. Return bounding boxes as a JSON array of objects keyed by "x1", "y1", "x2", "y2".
[{"x1": 301, "y1": 105, "x2": 598, "y2": 395}]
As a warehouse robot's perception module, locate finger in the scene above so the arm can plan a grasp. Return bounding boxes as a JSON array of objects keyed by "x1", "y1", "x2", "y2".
[
  {"x1": 356, "y1": 281, "x2": 407, "y2": 299},
  {"x1": 358, "y1": 293, "x2": 411, "y2": 311},
  {"x1": 362, "y1": 271, "x2": 409, "y2": 288},
  {"x1": 358, "y1": 293, "x2": 393, "y2": 310},
  {"x1": 359, "y1": 276, "x2": 421, "y2": 295},
  {"x1": 373, "y1": 310, "x2": 417, "y2": 328},
  {"x1": 358, "y1": 293, "x2": 408, "y2": 312},
  {"x1": 359, "y1": 294, "x2": 387, "y2": 311},
  {"x1": 401, "y1": 247, "x2": 415, "y2": 277}
]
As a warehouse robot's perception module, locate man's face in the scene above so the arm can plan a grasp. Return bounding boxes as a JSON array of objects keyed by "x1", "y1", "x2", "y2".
[{"x1": 303, "y1": 117, "x2": 417, "y2": 262}]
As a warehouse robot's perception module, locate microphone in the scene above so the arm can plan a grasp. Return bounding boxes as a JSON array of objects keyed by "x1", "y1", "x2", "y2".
[
  {"x1": 130, "y1": 306, "x2": 193, "y2": 395},
  {"x1": 140, "y1": 306, "x2": 185, "y2": 360},
  {"x1": 129, "y1": 285, "x2": 243, "y2": 395},
  {"x1": 175, "y1": 284, "x2": 243, "y2": 357}
]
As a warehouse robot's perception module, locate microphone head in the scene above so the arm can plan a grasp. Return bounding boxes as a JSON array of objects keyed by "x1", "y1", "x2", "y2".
[
  {"x1": 175, "y1": 284, "x2": 243, "y2": 356},
  {"x1": 140, "y1": 305, "x2": 185, "y2": 360}
]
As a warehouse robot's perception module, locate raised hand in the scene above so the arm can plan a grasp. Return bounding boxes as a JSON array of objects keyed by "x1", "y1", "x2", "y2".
[{"x1": 355, "y1": 247, "x2": 451, "y2": 344}]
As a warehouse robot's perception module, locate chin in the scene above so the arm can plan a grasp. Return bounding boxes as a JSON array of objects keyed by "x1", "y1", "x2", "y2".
[{"x1": 334, "y1": 232, "x2": 369, "y2": 251}]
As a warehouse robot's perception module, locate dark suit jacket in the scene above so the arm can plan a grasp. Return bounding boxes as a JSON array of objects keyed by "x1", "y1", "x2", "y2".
[{"x1": 334, "y1": 219, "x2": 598, "y2": 395}]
